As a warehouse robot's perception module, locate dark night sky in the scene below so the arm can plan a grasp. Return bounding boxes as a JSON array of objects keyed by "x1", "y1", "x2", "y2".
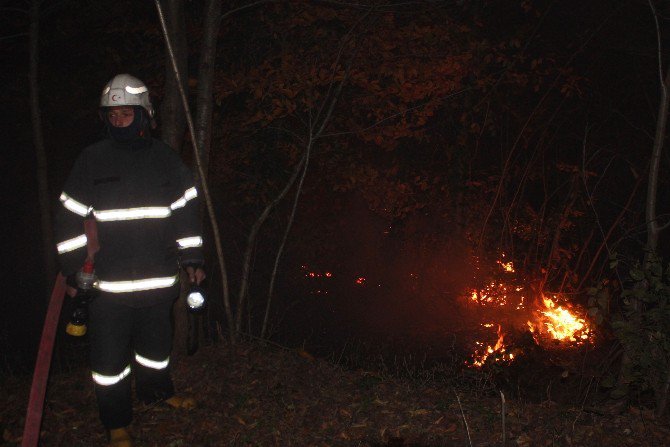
[{"x1": 1, "y1": 0, "x2": 669, "y2": 372}]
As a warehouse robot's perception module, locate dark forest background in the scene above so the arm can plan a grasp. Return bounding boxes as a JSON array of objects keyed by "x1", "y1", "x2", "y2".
[{"x1": 2, "y1": 0, "x2": 670, "y2": 412}]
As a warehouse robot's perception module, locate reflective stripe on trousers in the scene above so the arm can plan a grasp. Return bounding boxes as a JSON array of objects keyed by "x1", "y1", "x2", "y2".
[
  {"x1": 135, "y1": 353, "x2": 169, "y2": 370},
  {"x1": 92, "y1": 365, "x2": 131, "y2": 386},
  {"x1": 88, "y1": 297, "x2": 175, "y2": 429}
]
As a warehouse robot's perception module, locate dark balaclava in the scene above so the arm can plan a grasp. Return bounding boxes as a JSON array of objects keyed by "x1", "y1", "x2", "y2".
[{"x1": 103, "y1": 106, "x2": 151, "y2": 149}]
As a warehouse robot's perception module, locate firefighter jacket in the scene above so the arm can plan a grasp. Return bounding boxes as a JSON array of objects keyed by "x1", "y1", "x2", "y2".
[{"x1": 55, "y1": 137, "x2": 204, "y2": 306}]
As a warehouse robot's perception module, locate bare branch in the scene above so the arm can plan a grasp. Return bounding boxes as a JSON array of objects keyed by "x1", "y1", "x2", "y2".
[
  {"x1": 220, "y1": 0, "x2": 274, "y2": 21},
  {"x1": 0, "y1": 32, "x2": 28, "y2": 41},
  {"x1": 648, "y1": 0, "x2": 665, "y2": 86},
  {"x1": 154, "y1": 0, "x2": 234, "y2": 341},
  {"x1": 0, "y1": 7, "x2": 29, "y2": 14}
]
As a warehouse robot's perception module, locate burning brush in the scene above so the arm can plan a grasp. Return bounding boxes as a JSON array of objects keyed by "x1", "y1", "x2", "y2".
[
  {"x1": 526, "y1": 294, "x2": 591, "y2": 345},
  {"x1": 466, "y1": 255, "x2": 593, "y2": 367}
]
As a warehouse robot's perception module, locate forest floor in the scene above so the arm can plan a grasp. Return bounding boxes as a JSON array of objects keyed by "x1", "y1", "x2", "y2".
[{"x1": 1, "y1": 338, "x2": 670, "y2": 447}]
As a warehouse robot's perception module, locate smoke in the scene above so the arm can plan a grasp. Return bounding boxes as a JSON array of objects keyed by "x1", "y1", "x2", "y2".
[{"x1": 297, "y1": 195, "x2": 481, "y2": 346}]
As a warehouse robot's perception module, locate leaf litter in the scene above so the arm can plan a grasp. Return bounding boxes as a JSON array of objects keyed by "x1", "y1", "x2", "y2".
[{"x1": 1, "y1": 340, "x2": 669, "y2": 446}]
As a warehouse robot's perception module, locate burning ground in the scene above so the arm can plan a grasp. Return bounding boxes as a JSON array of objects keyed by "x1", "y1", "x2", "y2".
[
  {"x1": 2, "y1": 340, "x2": 670, "y2": 446},
  {"x1": 296, "y1": 251, "x2": 596, "y2": 370},
  {"x1": 1, "y1": 255, "x2": 668, "y2": 445}
]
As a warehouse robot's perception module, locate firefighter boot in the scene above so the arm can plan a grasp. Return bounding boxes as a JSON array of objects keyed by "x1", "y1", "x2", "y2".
[
  {"x1": 165, "y1": 395, "x2": 196, "y2": 409},
  {"x1": 108, "y1": 427, "x2": 132, "y2": 447}
]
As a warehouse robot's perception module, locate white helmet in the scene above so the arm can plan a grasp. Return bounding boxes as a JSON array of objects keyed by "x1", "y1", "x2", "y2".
[{"x1": 100, "y1": 74, "x2": 154, "y2": 118}]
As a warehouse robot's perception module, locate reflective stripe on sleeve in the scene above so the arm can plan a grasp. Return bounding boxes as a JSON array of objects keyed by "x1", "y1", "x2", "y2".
[
  {"x1": 135, "y1": 353, "x2": 169, "y2": 370},
  {"x1": 60, "y1": 192, "x2": 92, "y2": 217},
  {"x1": 97, "y1": 275, "x2": 179, "y2": 293},
  {"x1": 92, "y1": 365, "x2": 131, "y2": 386},
  {"x1": 93, "y1": 207, "x2": 172, "y2": 221},
  {"x1": 170, "y1": 187, "x2": 198, "y2": 210},
  {"x1": 177, "y1": 236, "x2": 203, "y2": 249},
  {"x1": 56, "y1": 234, "x2": 88, "y2": 254}
]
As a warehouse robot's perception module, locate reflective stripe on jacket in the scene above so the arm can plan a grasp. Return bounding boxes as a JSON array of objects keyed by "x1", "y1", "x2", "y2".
[{"x1": 54, "y1": 138, "x2": 203, "y2": 298}]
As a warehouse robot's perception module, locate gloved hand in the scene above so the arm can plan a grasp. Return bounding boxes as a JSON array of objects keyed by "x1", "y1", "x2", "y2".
[
  {"x1": 183, "y1": 264, "x2": 206, "y2": 285},
  {"x1": 65, "y1": 274, "x2": 78, "y2": 298}
]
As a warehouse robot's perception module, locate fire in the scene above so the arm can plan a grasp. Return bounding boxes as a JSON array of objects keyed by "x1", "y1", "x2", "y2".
[
  {"x1": 527, "y1": 295, "x2": 591, "y2": 344},
  {"x1": 301, "y1": 264, "x2": 333, "y2": 295},
  {"x1": 466, "y1": 255, "x2": 593, "y2": 368},
  {"x1": 471, "y1": 324, "x2": 515, "y2": 367},
  {"x1": 467, "y1": 256, "x2": 526, "y2": 308},
  {"x1": 497, "y1": 260, "x2": 515, "y2": 272},
  {"x1": 469, "y1": 281, "x2": 526, "y2": 307},
  {"x1": 298, "y1": 251, "x2": 593, "y2": 371},
  {"x1": 302, "y1": 265, "x2": 332, "y2": 279}
]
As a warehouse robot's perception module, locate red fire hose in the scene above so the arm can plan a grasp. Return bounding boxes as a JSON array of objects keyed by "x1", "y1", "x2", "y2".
[
  {"x1": 21, "y1": 219, "x2": 99, "y2": 447},
  {"x1": 21, "y1": 273, "x2": 67, "y2": 447}
]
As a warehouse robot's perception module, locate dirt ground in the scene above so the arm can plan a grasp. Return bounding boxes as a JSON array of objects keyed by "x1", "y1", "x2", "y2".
[{"x1": 2, "y1": 340, "x2": 670, "y2": 446}]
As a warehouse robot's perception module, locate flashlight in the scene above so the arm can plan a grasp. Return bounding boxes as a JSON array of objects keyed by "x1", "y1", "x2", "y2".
[
  {"x1": 187, "y1": 285, "x2": 206, "y2": 313},
  {"x1": 66, "y1": 260, "x2": 97, "y2": 336}
]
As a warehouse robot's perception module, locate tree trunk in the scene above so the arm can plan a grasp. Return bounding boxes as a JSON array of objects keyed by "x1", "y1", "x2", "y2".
[
  {"x1": 640, "y1": 1, "x2": 669, "y2": 417},
  {"x1": 236, "y1": 153, "x2": 307, "y2": 336},
  {"x1": 194, "y1": 0, "x2": 221, "y2": 175},
  {"x1": 30, "y1": 0, "x2": 56, "y2": 289},
  {"x1": 193, "y1": 0, "x2": 227, "y2": 341},
  {"x1": 645, "y1": 65, "x2": 670, "y2": 258},
  {"x1": 158, "y1": 0, "x2": 190, "y2": 358},
  {"x1": 154, "y1": 0, "x2": 234, "y2": 343},
  {"x1": 648, "y1": 65, "x2": 670, "y2": 417},
  {"x1": 159, "y1": 0, "x2": 188, "y2": 152}
]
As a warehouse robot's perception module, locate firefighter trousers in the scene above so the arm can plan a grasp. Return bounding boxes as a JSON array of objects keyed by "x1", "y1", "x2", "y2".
[{"x1": 88, "y1": 295, "x2": 175, "y2": 429}]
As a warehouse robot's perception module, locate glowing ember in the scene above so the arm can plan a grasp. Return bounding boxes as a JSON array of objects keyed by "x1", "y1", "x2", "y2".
[
  {"x1": 497, "y1": 257, "x2": 515, "y2": 272},
  {"x1": 469, "y1": 281, "x2": 513, "y2": 306},
  {"x1": 355, "y1": 276, "x2": 366, "y2": 285},
  {"x1": 471, "y1": 324, "x2": 515, "y2": 367},
  {"x1": 468, "y1": 282, "x2": 527, "y2": 308},
  {"x1": 467, "y1": 255, "x2": 527, "y2": 308},
  {"x1": 527, "y1": 295, "x2": 591, "y2": 343},
  {"x1": 301, "y1": 264, "x2": 333, "y2": 295},
  {"x1": 466, "y1": 254, "x2": 593, "y2": 367}
]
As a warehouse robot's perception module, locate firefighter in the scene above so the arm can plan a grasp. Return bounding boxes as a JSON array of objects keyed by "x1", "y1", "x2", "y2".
[{"x1": 54, "y1": 74, "x2": 205, "y2": 447}]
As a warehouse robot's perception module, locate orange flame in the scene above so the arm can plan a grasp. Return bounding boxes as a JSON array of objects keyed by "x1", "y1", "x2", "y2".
[
  {"x1": 467, "y1": 256, "x2": 527, "y2": 307},
  {"x1": 497, "y1": 260, "x2": 515, "y2": 272},
  {"x1": 466, "y1": 255, "x2": 592, "y2": 367},
  {"x1": 471, "y1": 324, "x2": 515, "y2": 367},
  {"x1": 527, "y1": 295, "x2": 590, "y2": 343}
]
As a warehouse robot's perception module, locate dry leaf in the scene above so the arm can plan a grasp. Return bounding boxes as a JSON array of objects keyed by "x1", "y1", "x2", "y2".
[
  {"x1": 339, "y1": 408, "x2": 352, "y2": 417},
  {"x1": 297, "y1": 349, "x2": 314, "y2": 361},
  {"x1": 516, "y1": 433, "x2": 533, "y2": 447}
]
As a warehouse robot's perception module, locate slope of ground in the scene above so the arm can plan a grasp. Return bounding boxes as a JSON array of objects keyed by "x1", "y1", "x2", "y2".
[{"x1": 1, "y1": 340, "x2": 669, "y2": 446}]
